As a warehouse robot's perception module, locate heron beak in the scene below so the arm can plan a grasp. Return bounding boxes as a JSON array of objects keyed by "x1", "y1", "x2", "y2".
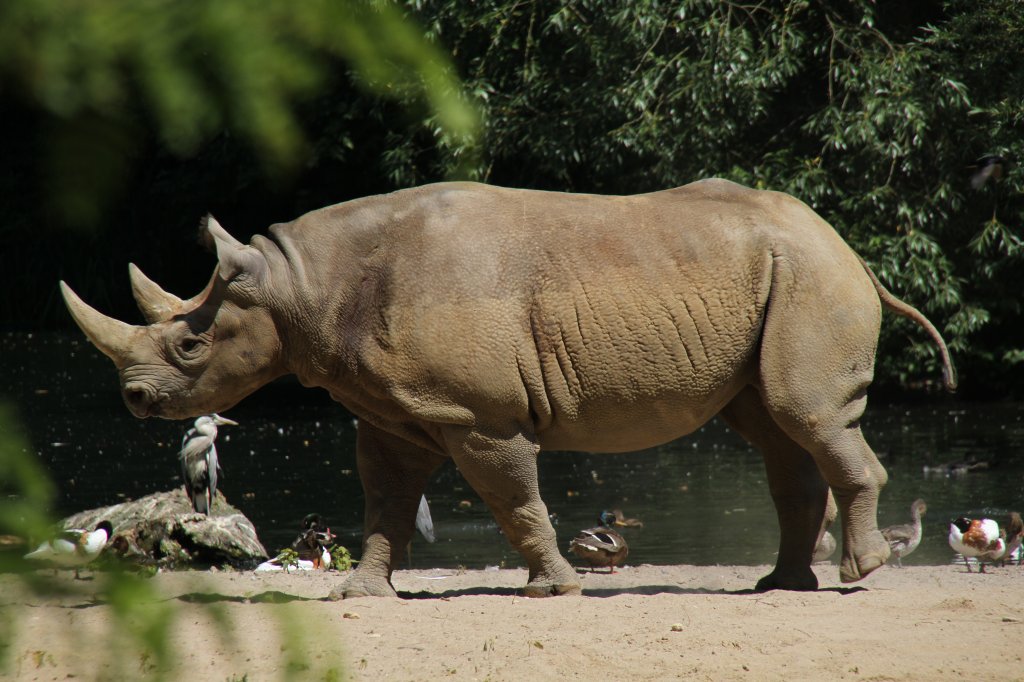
[{"x1": 212, "y1": 414, "x2": 238, "y2": 426}]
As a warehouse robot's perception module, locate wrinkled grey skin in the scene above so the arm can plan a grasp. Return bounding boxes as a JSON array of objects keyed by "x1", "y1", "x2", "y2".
[{"x1": 61, "y1": 180, "x2": 956, "y2": 598}]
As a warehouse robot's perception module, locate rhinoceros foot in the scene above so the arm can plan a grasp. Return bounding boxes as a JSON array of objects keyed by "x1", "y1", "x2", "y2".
[
  {"x1": 327, "y1": 574, "x2": 398, "y2": 600},
  {"x1": 839, "y1": 531, "x2": 890, "y2": 583},
  {"x1": 755, "y1": 567, "x2": 819, "y2": 592},
  {"x1": 519, "y1": 554, "x2": 583, "y2": 597},
  {"x1": 522, "y1": 581, "x2": 582, "y2": 598}
]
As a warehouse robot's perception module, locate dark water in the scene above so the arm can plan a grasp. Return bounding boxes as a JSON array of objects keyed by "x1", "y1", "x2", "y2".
[{"x1": 3, "y1": 332, "x2": 1023, "y2": 569}]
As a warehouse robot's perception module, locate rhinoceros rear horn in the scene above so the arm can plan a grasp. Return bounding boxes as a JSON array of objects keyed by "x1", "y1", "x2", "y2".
[
  {"x1": 129, "y1": 263, "x2": 221, "y2": 323},
  {"x1": 129, "y1": 263, "x2": 185, "y2": 323},
  {"x1": 60, "y1": 281, "x2": 143, "y2": 366}
]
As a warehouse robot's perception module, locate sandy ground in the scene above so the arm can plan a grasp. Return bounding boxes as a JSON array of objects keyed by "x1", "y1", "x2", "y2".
[{"x1": 2, "y1": 562, "x2": 1023, "y2": 681}]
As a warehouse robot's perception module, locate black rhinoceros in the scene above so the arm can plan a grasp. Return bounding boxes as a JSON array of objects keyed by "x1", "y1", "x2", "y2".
[{"x1": 61, "y1": 179, "x2": 955, "y2": 598}]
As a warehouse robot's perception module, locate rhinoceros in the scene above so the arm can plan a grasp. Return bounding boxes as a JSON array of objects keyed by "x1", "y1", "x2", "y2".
[{"x1": 60, "y1": 179, "x2": 955, "y2": 598}]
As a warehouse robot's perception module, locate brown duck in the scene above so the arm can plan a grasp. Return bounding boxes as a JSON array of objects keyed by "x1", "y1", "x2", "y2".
[
  {"x1": 569, "y1": 512, "x2": 629, "y2": 573},
  {"x1": 881, "y1": 499, "x2": 927, "y2": 567}
]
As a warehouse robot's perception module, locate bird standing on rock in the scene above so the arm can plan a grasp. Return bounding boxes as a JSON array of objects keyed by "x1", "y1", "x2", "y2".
[
  {"x1": 881, "y1": 499, "x2": 927, "y2": 568},
  {"x1": 179, "y1": 414, "x2": 237, "y2": 514},
  {"x1": 948, "y1": 517, "x2": 1004, "y2": 573}
]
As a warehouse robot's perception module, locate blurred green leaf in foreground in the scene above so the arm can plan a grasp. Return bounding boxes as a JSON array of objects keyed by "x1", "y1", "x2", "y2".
[{"x1": 0, "y1": 0, "x2": 480, "y2": 227}]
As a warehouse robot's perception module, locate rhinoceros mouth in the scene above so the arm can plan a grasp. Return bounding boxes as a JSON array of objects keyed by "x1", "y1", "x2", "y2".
[
  {"x1": 122, "y1": 383, "x2": 167, "y2": 419},
  {"x1": 126, "y1": 399, "x2": 160, "y2": 419}
]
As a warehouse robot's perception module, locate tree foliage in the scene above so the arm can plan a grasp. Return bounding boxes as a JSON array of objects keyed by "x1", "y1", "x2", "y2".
[
  {"x1": 0, "y1": 0, "x2": 1022, "y2": 395},
  {"x1": 0, "y1": 0, "x2": 478, "y2": 227},
  {"x1": 405, "y1": 0, "x2": 1023, "y2": 394}
]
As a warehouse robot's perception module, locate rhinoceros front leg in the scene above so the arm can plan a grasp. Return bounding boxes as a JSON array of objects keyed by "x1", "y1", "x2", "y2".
[
  {"x1": 721, "y1": 386, "x2": 829, "y2": 591},
  {"x1": 445, "y1": 426, "x2": 580, "y2": 597},
  {"x1": 328, "y1": 422, "x2": 445, "y2": 600}
]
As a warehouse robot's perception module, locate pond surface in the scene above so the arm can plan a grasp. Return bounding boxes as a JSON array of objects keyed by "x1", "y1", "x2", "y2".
[{"x1": 3, "y1": 332, "x2": 1023, "y2": 570}]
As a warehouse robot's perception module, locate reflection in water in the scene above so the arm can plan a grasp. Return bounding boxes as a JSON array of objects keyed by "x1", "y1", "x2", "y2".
[{"x1": 3, "y1": 333, "x2": 1023, "y2": 569}]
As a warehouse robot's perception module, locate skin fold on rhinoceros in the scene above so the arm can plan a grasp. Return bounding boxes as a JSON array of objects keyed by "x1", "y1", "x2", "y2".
[{"x1": 60, "y1": 179, "x2": 956, "y2": 599}]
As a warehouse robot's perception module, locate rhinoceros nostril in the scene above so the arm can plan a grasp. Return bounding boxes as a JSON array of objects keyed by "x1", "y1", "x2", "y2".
[{"x1": 123, "y1": 383, "x2": 156, "y2": 416}]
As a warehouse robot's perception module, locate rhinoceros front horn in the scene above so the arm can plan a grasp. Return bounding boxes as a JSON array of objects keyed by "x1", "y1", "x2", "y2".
[{"x1": 60, "y1": 281, "x2": 143, "y2": 366}]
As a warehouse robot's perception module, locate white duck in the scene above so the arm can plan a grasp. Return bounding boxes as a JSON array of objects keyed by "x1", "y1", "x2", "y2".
[
  {"x1": 179, "y1": 414, "x2": 237, "y2": 514},
  {"x1": 24, "y1": 520, "x2": 113, "y2": 577},
  {"x1": 948, "y1": 516, "x2": 1004, "y2": 573}
]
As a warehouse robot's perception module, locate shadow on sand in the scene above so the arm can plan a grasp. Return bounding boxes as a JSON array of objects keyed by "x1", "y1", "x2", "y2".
[
  {"x1": 397, "y1": 584, "x2": 868, "y2": 599},
  {"x1": 31, "y1": 583, "x2": 866, "y2": 607}
]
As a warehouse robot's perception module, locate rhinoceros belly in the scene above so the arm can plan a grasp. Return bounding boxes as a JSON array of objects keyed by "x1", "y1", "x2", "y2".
[{"x1": 526, "y1": 275, "x2": 766, "y2": 453}]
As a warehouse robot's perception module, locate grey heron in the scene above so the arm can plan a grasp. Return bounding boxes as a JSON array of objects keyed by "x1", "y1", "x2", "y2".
[{"x1": 179, "y1": 414, "x2": 237, "y2": 514}]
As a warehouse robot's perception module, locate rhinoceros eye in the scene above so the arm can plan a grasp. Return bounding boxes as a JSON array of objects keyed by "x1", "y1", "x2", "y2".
[
  {"x1": 167, "y1": 328, "x2": 208, "y2": 368},
  {"x1": 175, "y1": 336, "x2": 208, "y2": 364}
]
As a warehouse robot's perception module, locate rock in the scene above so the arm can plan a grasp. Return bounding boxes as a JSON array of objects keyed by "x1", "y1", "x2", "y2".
[{"x1": 60, "y1": 488, "x2": 268, "y2": 568}]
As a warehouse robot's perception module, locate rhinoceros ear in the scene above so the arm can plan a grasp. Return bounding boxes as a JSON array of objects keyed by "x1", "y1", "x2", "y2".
[{"x1": 201, "y1": 214, "x2": 267, "y2": 284}]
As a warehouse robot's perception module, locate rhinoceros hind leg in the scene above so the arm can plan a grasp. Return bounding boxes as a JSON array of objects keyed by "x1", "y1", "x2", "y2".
[
  {"x1": 836, "y1": 504, "x2": 890, "y2": 583},
  {"x1": 445, "y1": 427, "x2": 581, "y2": 597},
  {"x1": 757, "y1": 253, "x2": 890, "y2": 584},
  {"x1": 755, "y1": 568, "x2": 818, "y2": 592}
]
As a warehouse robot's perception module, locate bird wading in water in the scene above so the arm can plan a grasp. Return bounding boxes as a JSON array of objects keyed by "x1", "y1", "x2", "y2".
[
  {"x1": 609, "y1": 508, "x2": 643, "y2": 528},
  {"x1": 179, "y1": 414, "x2": 237, "y2": 514}
]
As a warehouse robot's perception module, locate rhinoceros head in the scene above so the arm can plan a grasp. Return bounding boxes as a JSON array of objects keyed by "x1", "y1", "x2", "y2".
[{"x1": 60, "y1": 216, "x2": 286, "y2": 419}]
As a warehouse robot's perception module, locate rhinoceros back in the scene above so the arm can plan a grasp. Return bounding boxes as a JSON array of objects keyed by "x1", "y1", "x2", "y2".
[{"x1": 327, "y1": 181, "x2": 783, "y2": 453}]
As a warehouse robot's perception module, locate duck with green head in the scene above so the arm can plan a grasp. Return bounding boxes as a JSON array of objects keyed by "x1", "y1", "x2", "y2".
[{"x1": 568, "y1": 511, "x2": 629, "y2": 573}]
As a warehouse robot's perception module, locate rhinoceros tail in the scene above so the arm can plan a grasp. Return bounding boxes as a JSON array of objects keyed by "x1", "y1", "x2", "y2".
[{"x1": 858, "y1": 256, "x2": 958, "y2": 392}]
